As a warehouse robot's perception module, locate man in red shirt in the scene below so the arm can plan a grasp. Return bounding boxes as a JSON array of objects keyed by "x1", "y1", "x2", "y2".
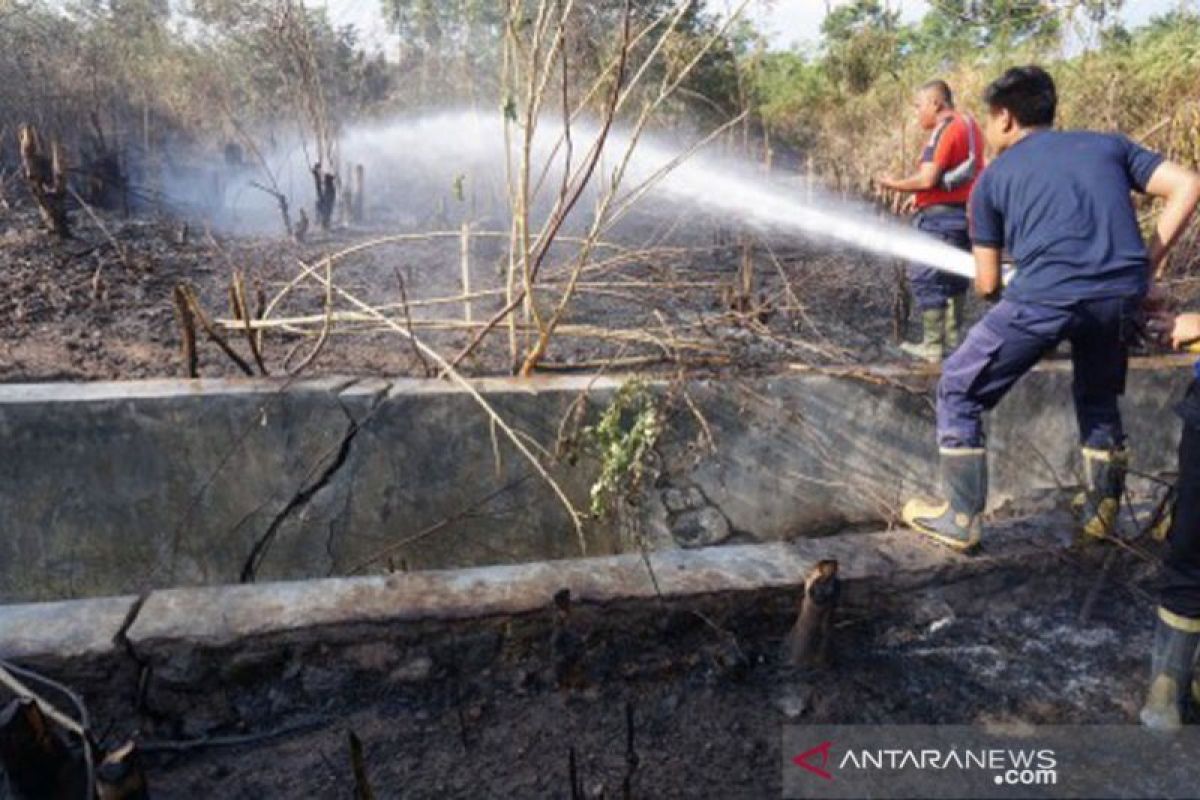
[{"x1": 877, "y1": 80, "x2": 985, "y2": 362}]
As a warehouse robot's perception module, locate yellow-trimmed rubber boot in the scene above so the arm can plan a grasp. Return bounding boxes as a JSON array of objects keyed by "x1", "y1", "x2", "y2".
[
  {"x1": 902, "y1": 448, "x2": 986, "y2": 553},
  {"x1": 1073, "y1": 446, "x2": 1128, "y2": 541},
  {"x1": 1139, "y1": 607, "x2": 1200, "y2": 731},
  {"x1": 945, "y1": 294, "x2": 965, "y2": 351},
  {"x1": 900, "y1": 308, "x2": 946, "y2": 363}
]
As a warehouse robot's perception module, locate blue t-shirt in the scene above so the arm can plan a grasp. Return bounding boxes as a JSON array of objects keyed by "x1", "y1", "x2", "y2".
[{"x1": 970, "y1": 130, "x2": 1163, "y2": 303}]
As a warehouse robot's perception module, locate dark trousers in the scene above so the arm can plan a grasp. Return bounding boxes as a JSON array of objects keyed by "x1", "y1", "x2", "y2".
[
  {"x1": 937, "y1": 296, "x2": 1140, "y2": 449},
  {"x1": 1160, "y1": 381, "x2": 1200, "y2": 618},
  {"x1": 909, "y1": 210, "x2": 972, "y2": 311}
]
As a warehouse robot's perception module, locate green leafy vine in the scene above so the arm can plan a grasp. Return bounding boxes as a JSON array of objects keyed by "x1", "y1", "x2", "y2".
[{"x1": 581, "y1": 379, "x2": 662, "y2": 518}]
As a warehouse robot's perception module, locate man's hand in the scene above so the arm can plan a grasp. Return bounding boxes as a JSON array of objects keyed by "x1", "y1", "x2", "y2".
[
  {"x1": 874, "y1": 173, "x2": 897, "y2": 192},
  {"x1": 1172, "y1": 313, "x2": 1200, "y2": 350},
  {"x1": 972, "y1": 245, "x2": 1003, "y2": 300},
  {"x1": 1143, "y1": 283, "x2": 1170, "y2": 314}
]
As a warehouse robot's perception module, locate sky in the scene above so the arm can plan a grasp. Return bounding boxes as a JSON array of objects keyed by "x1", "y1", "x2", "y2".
[
  {"x1": 323, "y1": 0, "x2": 1192, "y2": 54},
  {"x1": 746, "y1": 0, "x2": 1188, "y2": 50}
]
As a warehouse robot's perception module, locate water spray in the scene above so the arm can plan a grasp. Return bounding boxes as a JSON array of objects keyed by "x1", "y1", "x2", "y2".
[{"x1": 228, "y1": 110, "x2": 979, "y2": 280}]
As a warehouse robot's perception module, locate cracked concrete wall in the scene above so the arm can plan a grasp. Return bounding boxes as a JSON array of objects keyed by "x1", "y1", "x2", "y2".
[
  {"x1": 0, "y1": 360, "x2": 1190, "y2": 602},
  {"x1": 639, "y1": 361, "x2": 1186, "y2": 545},
  {"x1": 0, "y1": 377, "x2": 621, "y2": 602}
]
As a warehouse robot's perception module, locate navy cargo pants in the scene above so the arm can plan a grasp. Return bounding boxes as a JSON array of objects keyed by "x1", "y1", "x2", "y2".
[
  {"x1": 937, "y1": 295, "x2": 1141, "y2": 449},
  {"x1": 1159, "y1": 381, "x2": 1200, "y2": 618},
  {"x1": 909, "y1": 209, "x2": 972, "y2": 311}
]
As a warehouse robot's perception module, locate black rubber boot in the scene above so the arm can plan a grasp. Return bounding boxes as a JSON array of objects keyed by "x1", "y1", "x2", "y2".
[
  {"x1": 902, "y1": 448, "x2": 987, "y2": 552},
  {"x1": 1075, "y1": 446, "x2": 1128, "y2": 540},
  {"x1": 1139, "y1": 607, "x2": 1200, "y2": 731}
]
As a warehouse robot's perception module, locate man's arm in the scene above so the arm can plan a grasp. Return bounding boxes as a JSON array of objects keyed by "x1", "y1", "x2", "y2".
[
  {"x1": 1144, "y1": 160, "x2": 1200, "y2": 273},
  {"x1": 877, "y1": 161, "x2": 941, "y2": 193},
  {"x1": 972, "y1": 246, "x2": 1003, "y2": 300}
]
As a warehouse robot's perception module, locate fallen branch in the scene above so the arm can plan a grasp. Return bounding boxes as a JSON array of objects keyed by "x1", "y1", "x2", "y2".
[
  {"x1": 139, "y1": 717, "x2": 325, "y2": 754},
  {"x1": 259, "y1": 230, "x2": 629, "y2": 325},
  {"x1": 393, "y1": 267, "x2": 432, "y2": 377},
  {"x1": 0, "y1": 660, "x2": 95, "y2": 800},
  {"x1": 67, "y1": 186, "x2": 132, "y2": 271},
  {"x1": 286, "y1": 258, "x2": 333, "y2": 376}
]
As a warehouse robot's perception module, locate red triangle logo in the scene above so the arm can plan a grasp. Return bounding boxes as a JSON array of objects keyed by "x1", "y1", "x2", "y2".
[{"x1": 792, "y1": 740, "x2": 835, "y2": 781}]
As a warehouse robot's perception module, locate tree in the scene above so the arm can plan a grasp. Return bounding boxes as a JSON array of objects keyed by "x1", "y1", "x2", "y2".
[
  {"x1": 820, "y1": 0, "x2": 902, "y2": 93},
  {"x1": 910, "y1": 0, "x2": 1066, "y2": 52}
]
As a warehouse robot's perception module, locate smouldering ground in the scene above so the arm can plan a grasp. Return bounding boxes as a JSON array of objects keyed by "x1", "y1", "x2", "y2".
[
  {"x1": 0, "y1": 201, "x2": 932, "y2": 383},
  {"x1": 140, "y1": 545, "x2": 1161, "y2": 799}
]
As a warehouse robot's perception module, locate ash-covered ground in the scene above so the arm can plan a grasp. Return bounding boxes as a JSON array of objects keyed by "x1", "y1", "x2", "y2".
[
  {"x1": 0, "y1": 198, "x2": 946, "y2": 384},
  {"x1": 132, "y1": 543, "x2": 1161, "y2": 799}
]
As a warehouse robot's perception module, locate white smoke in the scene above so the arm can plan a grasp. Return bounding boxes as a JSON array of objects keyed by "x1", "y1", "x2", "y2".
[{"x1": 211, "y1": 109, "x2": 977, "y2": 279}]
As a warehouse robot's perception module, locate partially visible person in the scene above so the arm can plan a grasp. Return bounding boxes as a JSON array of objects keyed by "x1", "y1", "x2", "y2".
[
  {"x1": 1141, "y1": 312, "x2": 1200, "y2": 730},
  {"x1": 876, "y1": 79, "x2": 984, "y2": 362}
]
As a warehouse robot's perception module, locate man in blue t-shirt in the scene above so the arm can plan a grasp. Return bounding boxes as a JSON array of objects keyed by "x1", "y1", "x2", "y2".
[
  {"x1": 901, "y1": 66, "x2": 1200, "y2": 733},
  {"x1": 902, "y1": 65, "x2": 1200, "y2": 554}
]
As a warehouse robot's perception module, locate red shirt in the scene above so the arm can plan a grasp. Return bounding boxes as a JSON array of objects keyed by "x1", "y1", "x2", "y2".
[{"x1": 914, "y1": 112, "x2": 985, "y2": 209}]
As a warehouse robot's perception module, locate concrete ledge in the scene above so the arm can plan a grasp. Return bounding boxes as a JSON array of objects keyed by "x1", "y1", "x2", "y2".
[
  {"x1": 0, "y1": 595, "x2": 138, "y2": 660},
  {"x1": 0, "y1": 515, "x2": 1070, "y2": 667},
  {"x1": 126, "y1": 521, "x2": 1059, "y2": 652}
]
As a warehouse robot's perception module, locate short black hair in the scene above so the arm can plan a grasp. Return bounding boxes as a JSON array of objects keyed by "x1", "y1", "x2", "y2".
[
  {"x1": 983, "y1": 66, "x2": 1056, "y2": 127},
  {"x1": 921, "y1": 79, "x2": 954, "y2": 107}
]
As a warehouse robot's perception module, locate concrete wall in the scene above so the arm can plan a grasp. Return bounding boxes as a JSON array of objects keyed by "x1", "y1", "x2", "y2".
[{"x1": 0, "y1": 358, "x2": 1190, "y2": 602}]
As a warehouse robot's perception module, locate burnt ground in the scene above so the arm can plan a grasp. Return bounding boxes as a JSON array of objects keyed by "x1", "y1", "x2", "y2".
[
  {"x1": 0, "y1": 199, "x2": 937, "y2": 384},
  {"x1": 105, "y1": 543, "x2": 1165, "y2": 799},
  {"x1": 6, "y1": 194, "x2": 1199, "y2": 385},
  {"x1": 6, "y1": 183, "x2": 1200, "y2": 385},
  {"x1": 0, "y1": 189, "x2": 1194, "y2": 800}
]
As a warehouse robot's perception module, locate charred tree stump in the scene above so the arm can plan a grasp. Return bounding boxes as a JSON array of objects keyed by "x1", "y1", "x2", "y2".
[
  {"x1": 173, "y1": 284, "x2": 198, "y2": 378},
  {"x1": 892, "y1": 264, "x2": 911, "y2": 343},
  {"x1": 552, "y1": 588, "x2": 586, "y2": 689},
  {"x1": 230, "y1": 271, "x2": 268, "y2": 375},
  {"x1": 352, "y1": 163, "x2": 364, "y2": 223},
  {"x1": 96, "y1": 741, "x2": 148, "y2": 800},
  {"x1": 18, "y1": 125, "x2": 70, "y2": 238},
  {"x1": 180, "y1": 284, "x2": 253, "y2": 376},
  {"x1": 785, "y1": 559, "x2": 840, "y2": 668},
  {"x1": 84, "y1": 112, "x2": 126, "y2": 213},
  {"x1": 312, "y1": 163, "x2": 336, "y2": 231},
  {"x1": 347, "y1": 731, "x2": 376, "y2": 800},
  {"x1": 0, "y1": 698, "x2": 86, "y2": 800},
  {"x1": 294, "y1": 208, "x2": 309, "y2": 243}
]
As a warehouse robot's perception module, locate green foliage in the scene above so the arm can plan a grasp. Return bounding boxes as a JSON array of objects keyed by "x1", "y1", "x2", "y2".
[
  {"x1": 820, "y1": 0, "x2": 899, "y2": 43},
  {"x1": 820, "y1": 0, "x2": 903, "y2": 93},
  {"x1": 746, "y1": 2, "x2": 1200, "y2": 196},
  {"x1": 752, "y1": 52, "x2": 829, "y2": 148},
  {"x1": 911, "y1": 0, "x2": 1066, "y2": 52},
  {"x1": 581, "y1": 380, "x2": 662, "y2": 519}
]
